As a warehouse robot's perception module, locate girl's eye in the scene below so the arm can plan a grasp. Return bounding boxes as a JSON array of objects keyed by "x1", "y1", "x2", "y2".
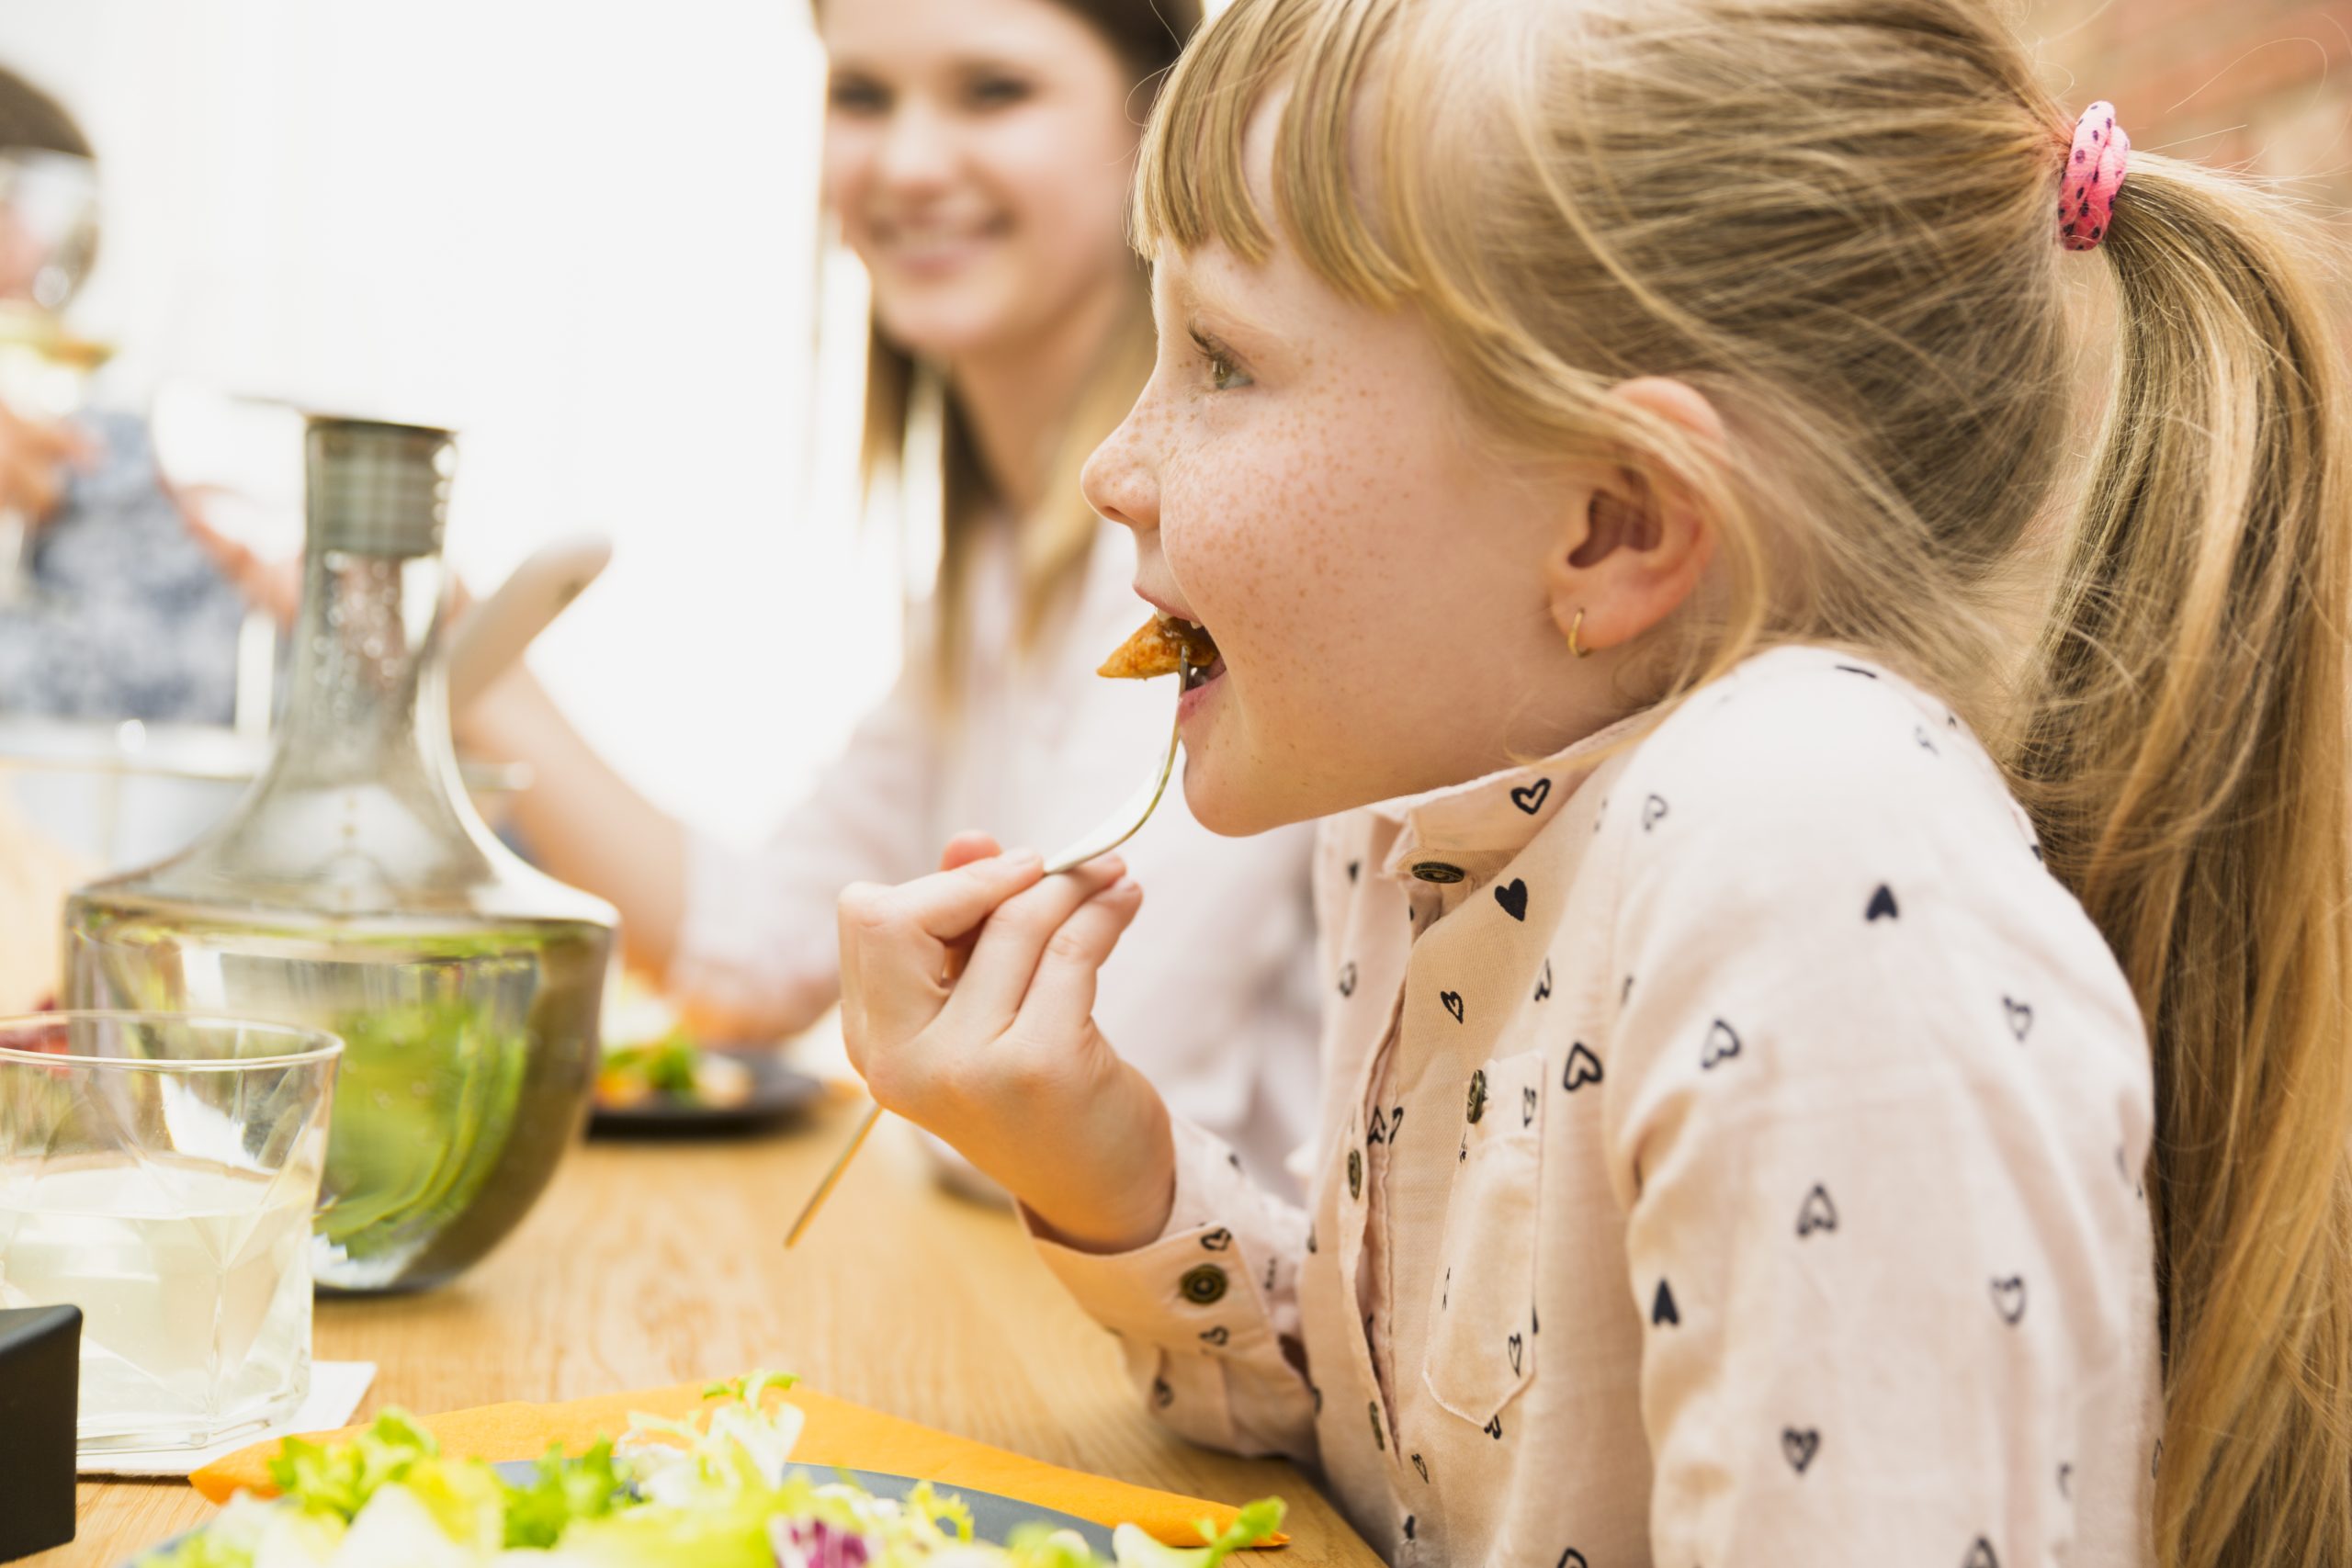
[
  {"x1": 828, "y1": 77, "x2": 889, "y2": 115},
  {"x1": 1192, "y1": 332, "x2": 1253, "y2": 391},
  {"x1": 965, "y1": 74, "x2": 1034, "y2": 110}
]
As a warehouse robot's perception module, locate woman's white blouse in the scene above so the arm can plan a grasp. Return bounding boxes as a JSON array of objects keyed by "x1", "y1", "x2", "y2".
[
  {"x1": 1030, "y1": 647, "x2": 2162, "y2": 1567},
  {"x1": 670, "y1": 520, "x2": 1324, "y2": 1193}
]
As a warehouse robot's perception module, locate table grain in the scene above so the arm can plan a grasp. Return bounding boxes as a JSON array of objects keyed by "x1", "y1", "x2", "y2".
[{"x1": 38, "y1": 1095, "x2": 1378, "y2": 1568}]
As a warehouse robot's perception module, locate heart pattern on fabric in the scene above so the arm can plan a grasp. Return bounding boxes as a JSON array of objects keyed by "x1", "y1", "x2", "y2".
[
  {"x1": 1347, "y1": 860, "x2": 1361, "y2": 883},
  {"x1": 1442, "y1": 991, "x2": 1465, "y2": 1023},
  {"x1": 1199, "y1": 1326, "x2": 1229, "y2": 1347},
  {"x1": 1483, "y1": 1414, "x2": 1504, "y2": 1441},
  {"x1": 1369, "y1": 1107, "x2": 1389, "y2": 1146},
  {"x1": 1781, "y1": 1427, "x2": 1821, "y2": 1474},
  {"x1": 1915, "y1": 724, "x2": 1939, "y2": 755},
  {"x1": 1507, "y1": 1332, "x2": 1524, "y2": 1374},
  {"x1": 1991, "y1": 1275, "x2": 2028, "y2": 1325},
  {"x1": 1643, "y1": 794, "x2": 1670, "y2": 831},
  {"x1": 1652, "y1": 1278, "x2": 1679, "y2": 1326},
  {"x1": 1558, "y1": 1553, "x2": 1589, "y2": 1568},
  {"x1": 1201, "y1": 1228, "x2": 1232, "y2": 1250},
  {"x1": 2003, "y1": 996, "x2": 2033, "y2": 1042},
  {"x1": 2057, "y1": 1462, "x2": 2073, "y2": 1498},
  {"x1": 1410, "y1": 1452, "x2": 1429, "y2": 1483},
  {"x1": 1533, "y1": 960, "x2": 1553, "y2": 1002},
  {"x1": 1402, "y1": 1516, "x2": 1415, "y2": 1542},
  {"x1": 1511, "y1": 778, "x2": 1552, "y2": 814},
  {"x1": 1797, "y1": 1183, "x2": 1839, "y2": 1237},
  {"x1": 1338, "y1": 963, "x2": 1357, "y2": 998},
  {"x1": 1701, "y1": 1018, "x2": 1742, "y2": 1070},
  {"x1": 1521, "y1": 1086, "x2": 1537, "y2": 1126},
  {"x1": 1867, "y1": 884, "x2": 1900, "y2": 921},
  {"x1": 1153, "y1": 1378, "x2": 1173, "y2": 1409},
  {"x1": 1495, "y1": 879, "x2": 1530, "y2": 921},
  {"x1": 1562, "y1": 1042, "x2": 1603, "y2": 1092},
  {"x1": 1964, "y1": 1539, "x2": 2000, "y2": 1568}
]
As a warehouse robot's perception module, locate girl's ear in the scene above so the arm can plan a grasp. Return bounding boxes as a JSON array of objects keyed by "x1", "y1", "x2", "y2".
[{"x1": 1543, "y1": 377, "x2": 1724, "y2": 657}]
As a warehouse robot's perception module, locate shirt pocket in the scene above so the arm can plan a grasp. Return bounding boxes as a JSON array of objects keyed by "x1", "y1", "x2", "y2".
[{"x1": 1420, "y1": 1048, "x2": 1544, "y2": 1428}]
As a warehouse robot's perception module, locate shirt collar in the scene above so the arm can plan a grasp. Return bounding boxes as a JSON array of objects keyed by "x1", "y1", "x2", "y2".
[{"x1": 1368, "y1": 709, "x2": 1655, "y2": 888}]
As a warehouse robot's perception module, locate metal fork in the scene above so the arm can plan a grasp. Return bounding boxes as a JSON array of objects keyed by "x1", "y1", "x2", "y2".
[{"x1": 783, "y1": 657, "x2": 1190, "y2": 1247}]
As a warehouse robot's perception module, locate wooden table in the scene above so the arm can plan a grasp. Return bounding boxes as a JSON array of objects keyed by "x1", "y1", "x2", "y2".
[{"x1": 40, "y1": 1094, "x2": 1380, "y2": 1568}]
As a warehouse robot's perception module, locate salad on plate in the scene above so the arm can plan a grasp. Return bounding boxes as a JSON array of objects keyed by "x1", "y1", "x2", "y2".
[
  {"x1": 144, "y1": 1373, "x2": 1284, "y2": 1568},
  {"x1": 594, "y1": 1031, "x2": 758, "y2": 1112}
]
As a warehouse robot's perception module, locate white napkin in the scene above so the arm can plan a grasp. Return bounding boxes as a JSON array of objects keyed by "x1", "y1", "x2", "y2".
[{"x1": 78, "y1": 1360, "x2": 378, "y2": 1478}]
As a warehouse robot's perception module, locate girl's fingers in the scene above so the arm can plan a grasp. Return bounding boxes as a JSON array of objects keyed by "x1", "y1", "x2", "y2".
[
  {"x1": 934, "y1": 832, "x2": 1002, "y2": 982},
  {"x1": 941, "y1": 858, "x2": 1126, "y2": 1034},
  {"x1": 937, "y1": 831, "x2": 1002, "y2": 873},
  {"x1": 837, "y1": 850, "x2": 1043, "y2": 1044},
  {"x1": 1012, "y1": 877, "x2": 1145, "y2": 1045}
]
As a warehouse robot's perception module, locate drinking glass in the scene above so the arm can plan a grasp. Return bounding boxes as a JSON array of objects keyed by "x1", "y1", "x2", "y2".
[{"x1": 0, "y1": 1011, "x2": 341, "y2": 1453}]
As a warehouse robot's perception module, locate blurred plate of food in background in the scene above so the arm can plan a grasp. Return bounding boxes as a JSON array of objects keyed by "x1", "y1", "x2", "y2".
[{"x1": 590, "y1": 975, "x2": 824, "y2": 1136}]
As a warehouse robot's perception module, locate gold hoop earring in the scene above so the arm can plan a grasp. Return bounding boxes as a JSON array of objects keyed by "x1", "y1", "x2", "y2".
[{"x1": 1569, "y1": 608, "x2": 1592, "y2": 660}]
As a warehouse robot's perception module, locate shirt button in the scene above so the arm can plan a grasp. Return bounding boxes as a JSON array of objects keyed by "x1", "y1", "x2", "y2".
[
  {"x1": 1410, "y1": 862, "x2": 1465, "y2": 884},
  {"x1": 1179, "y1": 1264, "x2": 1228, "y2": 1305},
  {"x1": 1465, "y1": 1068, "x2": 1487, "y2": 1124},
  {"x1": 1347, "y1": 1146, "x2": 1363, "y2": 1199},
  {"x1": 1368, "y1": 1400, "x2": 1387, "y2": 1450}
]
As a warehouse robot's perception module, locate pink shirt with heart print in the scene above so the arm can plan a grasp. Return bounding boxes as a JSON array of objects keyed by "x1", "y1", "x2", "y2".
[{"x1": 1031, "y1": 644, "x2": 2161, "y2": 1568}]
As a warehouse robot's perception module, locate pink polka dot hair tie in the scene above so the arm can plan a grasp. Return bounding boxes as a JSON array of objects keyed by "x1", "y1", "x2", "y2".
[{"x1": 2060, "y1": 100, "x2": 2129, "y2": 252}]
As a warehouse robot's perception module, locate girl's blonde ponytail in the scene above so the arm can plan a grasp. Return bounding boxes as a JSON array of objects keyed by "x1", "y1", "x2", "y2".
[{"x1": 2014, "y1": 154, "x2": 2352, "y2": 1568}]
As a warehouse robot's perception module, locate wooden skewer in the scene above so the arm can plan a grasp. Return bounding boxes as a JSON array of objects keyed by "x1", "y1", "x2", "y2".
[{"x1": 785, "y1": 1102, "x2": 882, "y2": 1247}]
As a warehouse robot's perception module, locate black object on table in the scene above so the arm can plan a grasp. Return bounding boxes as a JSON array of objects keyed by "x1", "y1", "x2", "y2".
[{"x1": 0, "y1": 1304, "x2": 79, "y2": 1562}]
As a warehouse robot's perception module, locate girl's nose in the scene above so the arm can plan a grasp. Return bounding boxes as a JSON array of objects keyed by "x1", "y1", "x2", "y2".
[{"x1": 1082, "y1": 406, "x2": 1159, "y2": 536}]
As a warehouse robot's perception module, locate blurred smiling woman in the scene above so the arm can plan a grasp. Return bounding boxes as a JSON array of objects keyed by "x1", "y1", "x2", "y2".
[{"x1": 463, "y1": 0, "x2": 1325, "y2": 1192}]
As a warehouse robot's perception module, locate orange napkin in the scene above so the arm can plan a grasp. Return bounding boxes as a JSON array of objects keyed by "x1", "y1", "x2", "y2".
[{"x1": 191, "y1": 1381, "x2": 1286, "y2": 1549}]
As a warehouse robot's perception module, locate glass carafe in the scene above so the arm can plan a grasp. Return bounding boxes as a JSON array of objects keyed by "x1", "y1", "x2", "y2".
[{"x1": 64, "y1": 416, "x2": 615, "y2": 1292}]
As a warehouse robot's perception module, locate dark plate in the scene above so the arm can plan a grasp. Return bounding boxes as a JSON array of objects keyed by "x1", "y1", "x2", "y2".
[
  {"x1": 588, "y1": 1052, "x2": 827, "y2": 1137},
  {"x1": 128, "y1": 1458, "x2": 1117, "y2": 1563}
]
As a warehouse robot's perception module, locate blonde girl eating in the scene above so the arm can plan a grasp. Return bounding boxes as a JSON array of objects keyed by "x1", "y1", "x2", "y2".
[{"x1": 831, "y1": 0, "x2": 2350, "y2": 1562}]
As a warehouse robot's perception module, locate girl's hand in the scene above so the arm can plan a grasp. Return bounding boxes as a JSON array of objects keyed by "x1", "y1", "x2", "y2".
[{"x1": 837, "y1": 832, "x2": 1176, "y2": 1253}]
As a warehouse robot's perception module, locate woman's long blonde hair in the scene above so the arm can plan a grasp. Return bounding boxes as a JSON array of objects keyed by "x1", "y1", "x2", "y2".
[
  {"x1": 1137, "y1": 1, "x2": 2352, "y2": 1562},
  {"x1": 850, "y1": 0, "x2": 1200, "y2": 700}
]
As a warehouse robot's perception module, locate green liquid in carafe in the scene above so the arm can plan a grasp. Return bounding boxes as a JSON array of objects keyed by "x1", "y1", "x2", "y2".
[{"x1": 64, "y1": 892, "x2": 609, "y2": 1292}]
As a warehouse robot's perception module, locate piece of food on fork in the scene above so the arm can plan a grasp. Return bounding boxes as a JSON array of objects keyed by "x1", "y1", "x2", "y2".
[{"x1": 1099, "y1": 614, "x2": 1220, "y2": 680}]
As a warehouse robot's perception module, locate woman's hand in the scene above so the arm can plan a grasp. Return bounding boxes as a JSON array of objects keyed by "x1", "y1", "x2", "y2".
[
  {"x1": 0, "y1": 400, "x2": 94, "y2": 527},
  {"x1": 837, "y1": 831, "x2": 1176, "y2": 1253},
  {"x1": 174, "y1": 491, "x2": 302, "y2": 625}
]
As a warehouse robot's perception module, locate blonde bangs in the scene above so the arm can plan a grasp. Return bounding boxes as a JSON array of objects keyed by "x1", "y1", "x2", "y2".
[{"x1": 1132, "y1": 0, "x2": 1418, "y2": 307}]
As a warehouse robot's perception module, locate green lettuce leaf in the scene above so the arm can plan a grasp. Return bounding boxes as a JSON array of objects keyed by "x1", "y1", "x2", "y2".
[
  {"x1": 266, "y1": 1411, "x2": 441, "y2": 1521},
  {"x1": 1110, "y1": 1499, "x2": 1286, "y2": 1568},
  {"x1": 503, "y1": 1438, "x2": 633, "y2": 1549}
]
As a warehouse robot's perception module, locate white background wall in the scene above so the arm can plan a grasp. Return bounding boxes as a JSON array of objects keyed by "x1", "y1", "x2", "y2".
[{"x1": 0, "y1": 0, "x2": 904, "y2": 844}]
